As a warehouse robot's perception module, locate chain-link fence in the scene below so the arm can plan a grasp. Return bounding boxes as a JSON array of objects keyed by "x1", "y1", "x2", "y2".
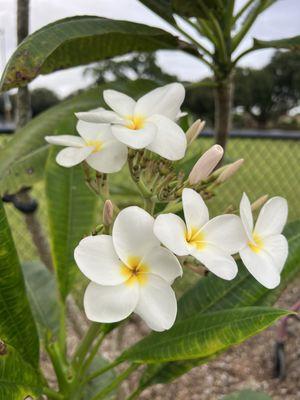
[{"x1": 3, "y1": 133, "x2": 300, "y2": 262}]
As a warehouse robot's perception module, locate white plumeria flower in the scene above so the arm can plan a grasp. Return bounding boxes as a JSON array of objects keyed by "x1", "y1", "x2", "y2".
[
  {"x1": 76, "y1": 83, "x2": 187, "y2": 161},
  {"x1": 154, "y1": 188, "x2": 247, "y2": 280},
  {"x1": 239, "y1": 193, "x2": 288, "y2": 289},
  {"x1": 45, "y1": 120, "x2": 127, "y2": 173},
  {"x1": 74, "y1": 206, "x2": 182, "y2": 331}
]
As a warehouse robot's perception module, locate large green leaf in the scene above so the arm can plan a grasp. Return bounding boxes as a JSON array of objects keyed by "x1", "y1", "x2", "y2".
[
  {"x1": 0, "y1": 80, "x2": 157, "y2": 195},
  {"x1": 0, "y1": 199, "x2": 39, "y2": 367},
  {"x1": 138, "y1": 0, "x2": 175, "y2": 23},
  {"x1": 140, "y1": 220, "x2": 300, "y2": 385},
  {"x1": 253, "y1": 35, "x2": 300, "y2": 50},
  {"x1": 0, "y1": 16, "x2": 196, "y2": 92},
  {"x1": 21, "y1": 261, "x2": 60, "y2": 338},
  {"x1": 45, "y1": 149, "x2": 98, "y2": 300},
  {"x1": 120, "y1": 307, "x2": 289, "y2": 363},
  {"x1": 0, "y1": 344, "x2": 42, "y2": 400}
]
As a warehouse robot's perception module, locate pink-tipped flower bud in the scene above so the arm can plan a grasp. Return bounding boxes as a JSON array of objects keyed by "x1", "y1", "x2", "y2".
[
  {"x1": 103, "y1": 200, "x2": 114, "y2": 226},
  {"x1": 188, "y1": 144, "x2": 224, "y2": 185},
  {"x1": 217, "y1": 158, "x2": 244, "y2": 184},
  {"x1": 251, "y1": 194, "x2": 269, "y2": 211},
  {"x1": 186, "y1": 119, "x2": 206, "y2": 145}
]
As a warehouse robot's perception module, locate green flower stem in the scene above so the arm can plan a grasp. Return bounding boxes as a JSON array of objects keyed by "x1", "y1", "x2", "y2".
[
  {"x1": 91, "y1": 364, "x2": 139, "y2": 400},
  {"x1": 143, "y1": 197, "x2": 155, "y2": 215},
  {"x1": 42, "y1": 387, "x2": 64, "y2": 400},
  {"x1": 83, "y1": 358, "x2": 123, "y2": 385},
  {"x1": 58, "y1": 300, "x2": 67, "y2": 358},
  {"x1": 125, "y1": 385, "x2": 145, "y2": 400},
  {"x1": 79, "y1": 330, "x2": 106, "y2": 376},
  {"x1": 46, "y1": 341, "x2": 68, "y2": 392},
  {"x1": 72, "y1": 323, "x2": 102, "y2": 367}
]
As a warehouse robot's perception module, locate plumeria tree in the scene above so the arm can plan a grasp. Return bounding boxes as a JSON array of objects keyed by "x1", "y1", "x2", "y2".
[
  {"x1": 0, "y1": 80, "x2": 299, "y2": 400},
  {"x1": 1, "y1": 1, "x2": 300, "y2": 151}
]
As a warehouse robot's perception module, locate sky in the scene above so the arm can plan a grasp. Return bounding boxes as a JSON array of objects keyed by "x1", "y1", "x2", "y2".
[{"x1": 0, "y1": 0, "x2": 299, "y2": 97}]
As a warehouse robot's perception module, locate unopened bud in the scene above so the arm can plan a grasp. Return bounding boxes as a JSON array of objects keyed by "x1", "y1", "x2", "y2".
[
  {"x1": 103, "y1": 200, "x2": 114, "y2": 226},
  {"x1": 251, "y1": 194, "x2": 268, "y2": 211},
  {"x1": 188, "y1": 145, "x2": 224, "y2": 185},
  {"x1": 217, "y1": 159, "x2": 244, "y2": 184},
  {"x1": 186, "y1": 119, "x2": 206, "y2": 145}
]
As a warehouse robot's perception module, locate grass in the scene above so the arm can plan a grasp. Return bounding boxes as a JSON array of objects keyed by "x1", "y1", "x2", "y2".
[{"x1": 2, "y1": 136, "x2": 300, "y2": 262}]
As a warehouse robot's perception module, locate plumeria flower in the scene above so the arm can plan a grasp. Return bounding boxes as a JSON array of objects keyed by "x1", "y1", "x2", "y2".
[
  {"x1": 76, "y1": 83, "x2": 187, "y2": 161},
  {"x1": 74, "y1": 206, "x2": 182, "y2": 331},
  {"x1": 154, "y1": 188, "x2": 247, "y2": 280},
  {"x1": 239, "y1": 193, "x2": 288, "y2": 289},
  {"x1": 45, "y1": 120, "x2": 127, "y2": 173}
]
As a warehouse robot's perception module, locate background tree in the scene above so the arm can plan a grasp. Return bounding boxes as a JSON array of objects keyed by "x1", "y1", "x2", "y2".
[{"x1": 31, "y1": 88, "x2": 59, "y2": 117}]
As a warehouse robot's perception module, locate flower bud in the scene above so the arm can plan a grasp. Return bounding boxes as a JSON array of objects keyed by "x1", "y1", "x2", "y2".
[
  {"x1": 216, "y1": 159, "x2": 244, "y2": 184},
  {"x1": 186, "y1": 119, "x2": 206, "y2": 145},
  {"x1": 103, "y1": 200, "x2": 114, "y2": 226},
  {"x1": 251, "y1": 194, "x2": 268, "y2": 211},
  {"x1": 188, "y1": 145, "x2": 224, "y2": 185}
]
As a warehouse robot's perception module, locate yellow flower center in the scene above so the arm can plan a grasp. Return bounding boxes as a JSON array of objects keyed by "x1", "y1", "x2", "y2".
[
  {"x1": 186, "y1": 227, "x2": 206, "y2": 251},
  {"x1": 86, "y1": 140, "x2": 102, "y2": 153},
  {"x1": 248, "y1": 232, "x2": 264, "y2": 253},
  {"x1": 120, "y1": 256, "x2": 149, "y2": 286},
  {"x1": 125, "y1": 115, "x2": 146, "y2": 130}
]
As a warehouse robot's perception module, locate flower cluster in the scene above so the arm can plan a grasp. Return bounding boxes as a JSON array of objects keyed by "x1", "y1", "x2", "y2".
[{"x1": 45, "y1": 83, "x2": 289, "y2": 332}]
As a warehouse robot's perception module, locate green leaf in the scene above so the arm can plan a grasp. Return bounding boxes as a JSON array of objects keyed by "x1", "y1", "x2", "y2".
[
  {"x1": 0, "y1": 16, "x2": 196, "y2": 92},
  {"x1": 121, "y1": 307, "x2": 289, "y2": 363},
  {"x1": 172, "y1": 0, "x2": 223, "y2": 19},
  {"x1": 138, "y1": 0, "x2": 175, "y2": 23},
  {"x1": 0, "y1": 79, "x2": 157, "y2": 195},
  {"x1": 21, "y1": 261, "x2": 60, "y2": 338},
  {"x1": 140, "y1": 220, "x2": 300, "y2": 385},
  {"x1": 0, "y1": 199, "x2": 39, "y2": 367},
  {"x1": 253, "y1": 35, "x2": 300, "y2": 51},
  {"x1": 45, "y1": 149, "x2": 98, "y2": 300},
  {"x1": 222, "y1": 389, "x2": 272, "y2": 400},
  {"x1": 82, "y1": 355, "x2": 116, "y2": 400},
  {"x1": 0, "y1": 344, "x2": 42, "y2": 400}
]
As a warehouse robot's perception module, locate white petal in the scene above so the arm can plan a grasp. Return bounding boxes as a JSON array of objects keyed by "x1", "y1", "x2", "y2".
[
  {"x1": 86, "y1": 141, "x2": 128, "y2": 173},
  {"x1": 201, "y1": 214, "x2": 247, "y2": 254},
  {"x1": 76, "y1": 120, "x2": 111, "y2": 142},
  {"x1": 74, "y1": 235, "x2": 126, "y2": 286},
  {"x1": 84, "y1": 281, "x2": 139, "y2": 323},
  {"x1": 153, "y1": 214, "x2": 189, "y2": 256},
  {"x1": 56, "y1": 146, "x2": 93, "y2": 167},
  {"x1": 112, "y1": 122, "x2": 156, "y2": 149},
  {"x1": 135, "y1": 83, "x2": 185, "y2": 119},
  {"x1": 189, "y1": 244, "x2": 238, "y2": 280},
  {"x1": 240, "y1": 246, "x2": 280, "y2": 289},
  {"x1": 141, "y1": 246, "x2": 182, "y2": 284},
  {"x1": 45, "y1": 135, "x2": 84, "y2": 147},
  {"x1": 255, "y1": 197, "x2": 288, "y2": 237},
  {"x1": 264, "y1": 234, "x2": 288, "y2": 273},
  {"x1": 112, "y1": 206, "x2": 160, "y2": 264},
  {"x1": 103, "y1": 90, "x2": 136, "y2": 117},
  {"x1": 135, "y1": 274, "x2": 177, "y2": 331},
  {"x1": 76, "y1": 108, "x2": 124, "y2": 124},
  {"x1": 146, "y1": 114, "x2": 187, "y2": 160},
  {"x1": 240, "y1": 193, "x2": 254, "y2": 241},
  {"x1": 182, "y1": 188, "x2": 209, "y2": 233}
]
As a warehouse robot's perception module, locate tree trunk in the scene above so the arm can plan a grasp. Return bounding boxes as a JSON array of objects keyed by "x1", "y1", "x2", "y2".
[
  {"x1": 214, "y1": 74, "x2": 234, "y2": 153},
  {"x1": 16, "y1": 0, "x2": 31, "y2": 128}
]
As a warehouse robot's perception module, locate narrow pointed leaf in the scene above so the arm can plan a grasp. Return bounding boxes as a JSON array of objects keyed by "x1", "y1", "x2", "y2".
[
  {"x1": 45, "y1": 149, "x2": 98, "y2": 300},
  {"x1": 138, "y1": 0, "x2": 175, "y2": 23},
  {"x1": 121, "y1": 307, "x2": 289, "y2": 363},
  {"x1": 0, "y1": 344, "x2": 42, "y2": 400},
  {"x1": 253, "y1": 35, "x2": 300, "y2": 50},
  {"x1": 0, "y1": 199, "x2": 39, "y2": 367},
  {"x1": 0, "y1": 16, "x2": 196, "y2": 92}
]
